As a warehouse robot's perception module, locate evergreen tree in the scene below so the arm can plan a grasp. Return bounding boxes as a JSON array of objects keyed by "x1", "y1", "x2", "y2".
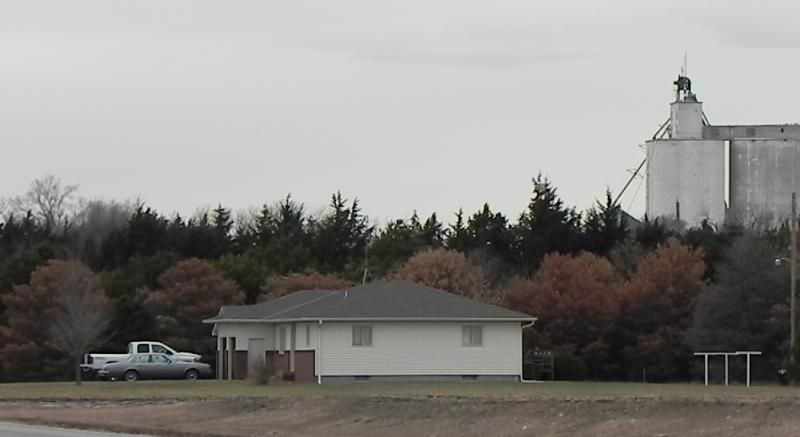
[
  {"x1": 688, "y1": 234, "x2": 788, "y2": 377},
  {"x1": 635, "y1": 217, "x2": 673, "y2": 249},
  {"x1": 583, "y1": 190, "x2": 628, "y2": 255},
  {"x1": 467, "y1": 204, "x2": 515, "y2": 263},
  {"x1": 515, "y1": 174, "x2": 582, "y2": 274},
  {"x1": 446, "y1": 209, "x2": 470, "y2": 253},
  {"x1": 266, "y1": 195, "x2": 312, "y2": 273},
  {"x1": 369, "y1": 219, "x2": 423, "y2": 278},
  {"x1": 311, "y1": 192, "x2": 371, "y2": 276},
  {"x1": 421, "y1": 212, "x2": 445, "y2": 247}
]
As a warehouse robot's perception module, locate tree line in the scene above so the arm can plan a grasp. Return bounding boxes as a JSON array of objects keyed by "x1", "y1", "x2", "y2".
[{"x1": 0, "y1": 175, "x2": 794, "y2": 383}]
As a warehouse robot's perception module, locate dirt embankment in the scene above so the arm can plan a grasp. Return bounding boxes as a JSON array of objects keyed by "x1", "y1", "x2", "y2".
[{"x1": 1, "y1": 396, "x2": 799, "y2": 437}]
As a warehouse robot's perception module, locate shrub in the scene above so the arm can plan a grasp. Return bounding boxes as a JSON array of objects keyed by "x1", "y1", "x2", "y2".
[{"x1": 554, "y1": 353, "x2": 588, "y2": 381}]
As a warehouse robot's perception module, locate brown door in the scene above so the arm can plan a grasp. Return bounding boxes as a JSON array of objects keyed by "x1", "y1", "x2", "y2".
[{"x1": 294, "y1": 351, "x2": 315, "y2": 383}]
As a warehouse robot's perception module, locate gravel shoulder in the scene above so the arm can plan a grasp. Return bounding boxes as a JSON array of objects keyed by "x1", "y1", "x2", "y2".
[{"x1": 2, "y1": 395, "x2": 800, "y2": 437}]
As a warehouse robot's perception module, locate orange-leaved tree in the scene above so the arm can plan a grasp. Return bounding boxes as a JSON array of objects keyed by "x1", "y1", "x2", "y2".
[
  {"x1": 140, "y1": 258, "x2": 244, "y2": 360},
  {"x1": 394, "y1": 248, "x2": 489, "y2": 299},
  {"x1": 260, "y1": 271, "x2": 353, "y2": 301},
  {"x1": 616, "y1": 238, "x2": 707, "y2": 381},
  {"x1": 504, "y1": 252, "x2": 622, "y2": 377}
]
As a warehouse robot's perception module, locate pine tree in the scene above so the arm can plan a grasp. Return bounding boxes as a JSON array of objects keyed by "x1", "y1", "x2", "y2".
[
  {"x1": 583, "y1": 190, "x2": 628, "y2": 255},
  {"x1": 515, "y1": 174, "x2": 582, "y2": 274},
  {"x1": 311, "y1": 192, "x2": 371, "y2": 275},
  {"x1": 446, "y1": 209, "x2": 470, "y2": 253},
  {"x1": 421, "y1": 212, "x2": 444, "y2": 247},
  {"x1": 211, "y1": 204, "x2": 233, "y2": 256}
]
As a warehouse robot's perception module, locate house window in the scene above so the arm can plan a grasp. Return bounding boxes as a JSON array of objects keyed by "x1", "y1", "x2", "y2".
[
  {"x1": 462, "y1": 326, "x2": 482, "y2": 347},
  {"x1": 305, "y1": 325, "x2": 311, "y2": 347},
  {"x1": 352, "y1": 325, "x2": 373, "y2": 347},
  {"x1": 279, "y1": 326, "x2": 287, "y2": 354}
]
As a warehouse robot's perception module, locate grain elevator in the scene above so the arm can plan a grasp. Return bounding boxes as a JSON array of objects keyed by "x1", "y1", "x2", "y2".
[{"x1": 645, "y1": 75, "x2": 800, "y2": 228}]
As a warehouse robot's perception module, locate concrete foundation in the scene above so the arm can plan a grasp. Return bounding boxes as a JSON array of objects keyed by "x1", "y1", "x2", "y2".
[{"x1": 320, "y1": 375, "x2": 520, "y2": 383}]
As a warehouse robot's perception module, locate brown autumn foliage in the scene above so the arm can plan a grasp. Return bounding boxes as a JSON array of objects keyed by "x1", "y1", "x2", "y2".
[
  {"x1": 616, "y1": 238, "x2": 707, "y2": 381},
  {"x1": 140, "y1": 258, "x2": 244, "y2": 359},
  {"x1": 504, "y1": 252, "x2": 622, "y2": 376},
  {"x1": 0, "y1": 260, "x2": 108, "y2": 382},
  {"x1": 394, "y1": 248, "x2": 489, "y2": 299},
  {"x1": 260, "y1": 271, "x2": 353, "y2": 301}
]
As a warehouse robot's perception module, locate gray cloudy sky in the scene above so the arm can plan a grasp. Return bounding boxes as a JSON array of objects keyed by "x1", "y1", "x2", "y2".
[{"x1": 2, "y1": 0, "x2": 798, "y2": 224}]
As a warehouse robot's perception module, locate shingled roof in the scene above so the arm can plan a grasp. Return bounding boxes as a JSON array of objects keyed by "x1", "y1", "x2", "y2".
[{"x1": 203, "y1": 280, "x2": 533, "y2": 323}]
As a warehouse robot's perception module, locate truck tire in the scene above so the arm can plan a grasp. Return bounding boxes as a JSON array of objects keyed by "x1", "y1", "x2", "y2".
[
  {"x1": 124, "y1": 370, "x2": 139, "y2": 382},
  {"x1": 185, "y1": 369, "x2": 199, "y2": 381}
]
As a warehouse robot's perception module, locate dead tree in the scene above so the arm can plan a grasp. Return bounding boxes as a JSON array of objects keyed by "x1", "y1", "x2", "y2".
[
  {"x1": 7, "y1": 175, "x2": 79, "y2": 233},
  {"x1": 48, "y1": 264, "x2": 112, "y2": 386}
]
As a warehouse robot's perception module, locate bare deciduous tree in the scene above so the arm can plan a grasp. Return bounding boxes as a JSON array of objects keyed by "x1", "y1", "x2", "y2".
[
  {"x1": 8, "y1": 175, "x2": 80, "y2": 232},
  {"x1": 48, "y1": 262, "x2": 112, "y2": 386}
]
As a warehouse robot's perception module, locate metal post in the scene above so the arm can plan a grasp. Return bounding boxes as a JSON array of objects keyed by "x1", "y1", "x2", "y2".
[
  {"x1": 227, "y1": 337, "x2": 234, "y2": 380},
  {"x1": 791, "y1": 192, "x2": 797, "y2": 379},
  {"x1": 746, "y1": 353, "x2": 752, "y2": 387},
  {"x1": 724, "y1": 354, "x2": 729, "y2": 386},
  {"x1": 217, "y1": 336, "x2": 223, "y2": 381}
]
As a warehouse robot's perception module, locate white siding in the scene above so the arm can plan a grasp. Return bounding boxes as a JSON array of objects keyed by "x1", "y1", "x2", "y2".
[
  {"x1": 216, "y1": 322, "x2": 319, "y2": 352},
  {"x1": 319, "y1": 321, "x2": 521, "y2": 376},
  {"x1": 215, "y1": 323, "x2": 275, "y2": 351}
]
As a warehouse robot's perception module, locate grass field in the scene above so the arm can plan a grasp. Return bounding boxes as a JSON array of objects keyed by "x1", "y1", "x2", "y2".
[{"x1": 2, "y1": 379, "x2": 800, "y2": 400}]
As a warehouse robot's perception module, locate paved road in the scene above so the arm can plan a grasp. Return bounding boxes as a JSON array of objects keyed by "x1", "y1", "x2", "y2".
[{"x1": 0, "y1": 422, "x2": 150, "y2": 437}]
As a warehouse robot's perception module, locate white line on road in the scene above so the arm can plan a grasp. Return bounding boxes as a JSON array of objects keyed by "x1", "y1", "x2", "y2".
[{"x1": 0, "y1": 422, "x2": 151, "y2": 437}]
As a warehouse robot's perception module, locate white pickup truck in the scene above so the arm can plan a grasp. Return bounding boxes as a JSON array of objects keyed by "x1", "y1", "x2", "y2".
[{"x1": 82, "y1": 341, "x2": 202, "y2": 376}]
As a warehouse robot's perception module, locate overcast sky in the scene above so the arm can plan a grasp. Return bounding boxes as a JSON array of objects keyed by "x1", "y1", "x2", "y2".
[{"x1": 2, "y1": 0, "x2": 798, "y2": 224}]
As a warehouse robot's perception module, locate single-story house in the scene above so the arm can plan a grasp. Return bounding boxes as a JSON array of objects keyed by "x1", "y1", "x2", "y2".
[{"x1": 203, "y1": 280, "x2": 535, "y2": 383}]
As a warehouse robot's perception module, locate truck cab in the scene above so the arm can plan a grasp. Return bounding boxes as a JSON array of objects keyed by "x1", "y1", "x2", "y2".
[{"x1": 126, "y1": 341, "x2": 201, "y2": 362}]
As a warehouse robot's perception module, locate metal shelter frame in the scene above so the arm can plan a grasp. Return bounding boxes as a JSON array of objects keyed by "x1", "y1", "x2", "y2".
[{"x1": 694, "y1": 351, "x2": 762, "y2": 387}]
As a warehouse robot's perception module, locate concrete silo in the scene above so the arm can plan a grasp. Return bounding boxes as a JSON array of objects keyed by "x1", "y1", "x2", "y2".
[
  {"x1": 727, "y1": 132, "x2": 800, "y2": 227},
  {"x1": 645, "y1": 76, "x2": 726, "y2": 226}
]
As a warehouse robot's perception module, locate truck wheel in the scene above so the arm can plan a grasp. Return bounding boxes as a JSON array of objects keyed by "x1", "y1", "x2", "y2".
[
  {"x1": 124, "y1": 370, "x2": 139, "y2": 382},
  {"x1": 185, "y1": 369, "x2": 199, "y2": 381}
]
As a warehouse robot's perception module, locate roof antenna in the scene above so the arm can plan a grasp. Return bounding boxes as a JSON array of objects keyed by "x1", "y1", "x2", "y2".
[{"x1": 681, "y1": 51, "x2": 687, "y2": 77}]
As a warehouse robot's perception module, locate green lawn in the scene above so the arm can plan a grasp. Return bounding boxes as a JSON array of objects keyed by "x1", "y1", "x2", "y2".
[{"x1": 1, "y1": 380, "x2": 800, "y2": 400}]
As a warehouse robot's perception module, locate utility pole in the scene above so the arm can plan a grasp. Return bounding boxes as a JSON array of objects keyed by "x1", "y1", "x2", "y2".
[{"x1": 791, "y1": 192, "x2": 797, "y2": 378}]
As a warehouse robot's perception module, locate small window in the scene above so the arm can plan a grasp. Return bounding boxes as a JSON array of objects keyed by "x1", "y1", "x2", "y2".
[
  {"x1": 352, "y1": 326, "x2": 373, "y2": 347},
  {"x1": 279, "y1": 327, "x2": 287, "y2": 354},
  {"x1": 137, "y1": 344, "x2": 149, "y2": 353},
  {"x1": 305, "y1": 325, "x2": 311, "y2": 347},
  {"x1": 462, "y1": 326, "x2": 482, "y2": 347}
]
